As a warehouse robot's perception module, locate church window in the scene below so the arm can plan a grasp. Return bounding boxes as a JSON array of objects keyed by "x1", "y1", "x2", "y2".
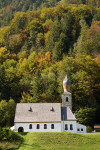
[
  {"x1": 66, "y1": 97, "x2": 68, "y2": 102},
  {"x1": 44, "y1": 124, "x2": 47, "y2": 129},
  {"x1": 81, "y1": 128, "x2": 83, "y2": 131},
  {"x1": 51, "y1": 124, "x2": 54, "y2": 129},
  {"x1": 65, "y1": 124, "x2": 68, "y2": 130},
  {"x1": 29, "y1": 124, "x2": 32, "y2": 129},
  {"x1": 77, "y1": 128, "x2": 80, "y2": 131},
  {"x1": 37, "y1": 124, "x2": 40, "y2": 129},
  {"x1": 70, "y1": 124, "x2": 73, "y2": 130}
]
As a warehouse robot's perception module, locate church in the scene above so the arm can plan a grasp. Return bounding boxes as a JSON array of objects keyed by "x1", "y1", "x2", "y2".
[{"x1": 13, "y1": 75, "x2": 86, "y2": 133}]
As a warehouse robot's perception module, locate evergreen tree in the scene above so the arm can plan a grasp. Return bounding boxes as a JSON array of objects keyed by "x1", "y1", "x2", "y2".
[{"x1": 30, "y1": 69, "x2": 43, "y2": 102}]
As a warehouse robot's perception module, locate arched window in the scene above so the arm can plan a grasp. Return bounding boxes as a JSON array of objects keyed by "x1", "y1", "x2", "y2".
[
  {"x1": 81, "y1": 128, "x2": 83, "y2": 131},
  {"x1": 65, "y1": 124, "x2": 68, "y2": 130},
  {"x1": 70, "y1": 124, "x2": 73, "y2": 130},
  {"x1": 51, "y1": 124, "x2": 54, "y2": 129},
  {"x1": 18, "y1": 127, "x2": 24, "y2": 132},
  {"x1": 77, "y1": 128, "x2": 80, "y2": 131},
  {"x1": 44, "y1": 124, "x2": 47, "y2": 129},
  {"x1": 66, "y1": 97, "x2": 68, "y2": 102},
  {"x1": 37, "y1": 124, "x2": 40, "y2": 129},
  {"x1": 29, "y1": 124, "x2": 32, "y2": 129}
]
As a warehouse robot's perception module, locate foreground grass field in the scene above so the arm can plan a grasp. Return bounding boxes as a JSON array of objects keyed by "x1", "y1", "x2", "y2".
[
  {"x1": 0, "y1": 141, "x2": 20, "y2": 150},
  {"x1": 17, "y1": 132, "x2": 100, "y2": 150}
]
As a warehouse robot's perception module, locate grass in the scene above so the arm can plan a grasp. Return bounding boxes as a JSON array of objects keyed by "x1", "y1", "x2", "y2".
[
  {"x1": 16, "y1": 132, "x2": 100, "y2": 150},
  {"x1": 0, "y1": 141, "x2": 20, "y2": 150}
]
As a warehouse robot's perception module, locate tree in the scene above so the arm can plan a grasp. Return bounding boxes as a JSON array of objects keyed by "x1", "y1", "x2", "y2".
[
  {"x1": 46, "y1": 65, "x2": 60, "y2": 102},
  {"x1": 30, "y1": 69, "x2": 43, "y2": 102},
  {"x1": 8, "y1": 99, "x2": 16, "y2": 126},
  {"x1": 0, "y1": 99, "x2": 16, "y2": 127},
  {"x1": 0, "y1": 99, "x2": 15, "y2": 127},
  {"x1": 52, "y1": 33, "x2": 67, "y2": 61},
  {"x1": 84, "y1": 21, "x2": 100, "y2": 55},
  {"x1": 0, "y1": 100, "x2": 7, "y2": 127},
  {"x1": 73, "y1": 17, "x2": 88, "y2": 54},
  {"x1": 8, "y1": 34, "x2": 23, "y2": 53},
  {"x1": 75, "y1": 108, "x2": 96, "y2": 126},
  {"x1": 46, "y1": 20, "x2": 61, "y2": 53}
]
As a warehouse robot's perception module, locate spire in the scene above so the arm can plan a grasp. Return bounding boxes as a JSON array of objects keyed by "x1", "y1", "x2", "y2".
[
  {"x1": 63, "y1": 74, "x2": 70, "y2": 93},
  {"x1": 62, "y1": 74, "x2": 72, "y2": 110}
]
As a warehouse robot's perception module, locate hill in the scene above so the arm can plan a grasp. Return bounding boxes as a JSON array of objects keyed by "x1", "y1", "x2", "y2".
[
  {"x1": 0, "y1": 1, "x2": 100, "y2": 127},
  {"x1": 18, "y1": 132, "x2": 100, "y2": 150},
  {"x1": 0, "y1": 0, "x2": 100, "y2": 27},
  {"x1": 0, "y1": 0, "x2": 60, "y2": 27}
]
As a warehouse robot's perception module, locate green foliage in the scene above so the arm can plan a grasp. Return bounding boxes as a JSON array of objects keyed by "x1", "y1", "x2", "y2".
[
  {"x1": 30, "y1": 69, "x2": 43, "y2": 102},
  {"x1": 0, "y1": 128, "x2": 22, "y2": 150},
  {"x1": 45, "y1": 65, "x2": 60, "y2": 102},
  {"x1": 75, "y1": 108, "x2": 96, "y2": 126},
  {"x1": 0, "y1": 99, "x2": 16, "y2": 127},
  {"x1": 87, "y1": 126, "x2": 93, "y2": 133},
  {"x1": 0, "y1": 2, "x2": 100, "y2": 127},
  {"x1": 0, "y1": 127, "x2": 22, "y2": 142}
]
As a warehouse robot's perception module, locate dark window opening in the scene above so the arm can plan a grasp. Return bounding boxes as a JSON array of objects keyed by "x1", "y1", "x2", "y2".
[
  {"x1": 29, "y1": 124, "x2": 32, "y2": 129},
  {"x1": 44, "y1": 124, "x2": 47, "y2": 129},
  {"x1": 70, "y1": 124, "x2": 73, "y2": 130},
  {"x1": 65, "y1": 124, "x2": 68, "y2": 130},
  {"x1": 37, "y1": 124, "x2": 40, "y2": 129},
  {"x1": 66, "y1": 97, "x2": 68, "y2": 102},
  {"x1": 77, "y1": 128, "x2": 80, "y2": 131},
  {"x1": 81, "y1": 128, "x2": 83, "y2": 131},
  {"x1": 18, "y1": 127, "x2": 24, "y2": 132},
  {"x1": 51, "y1": 124, "x2": 54, "y2": 129}
]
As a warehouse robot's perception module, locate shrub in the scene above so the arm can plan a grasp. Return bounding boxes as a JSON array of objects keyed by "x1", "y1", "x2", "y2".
[
  {"x1": 87, "y1": 126, "x2": 93, "y2": 133},
  {"x1": 0, "y1": 127, "x2": 22, "y2": 142}
]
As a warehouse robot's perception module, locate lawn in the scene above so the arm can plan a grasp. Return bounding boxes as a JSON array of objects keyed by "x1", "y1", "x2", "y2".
[
  {"x1": 0, "y1": 141, "x2": 20, "y2": 150},
  {"x1": 17, "y1": 132, "x2": 100, "y2": 150}
]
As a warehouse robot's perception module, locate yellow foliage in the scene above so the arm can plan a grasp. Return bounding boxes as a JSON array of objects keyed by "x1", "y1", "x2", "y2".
[
  {"x1": 20, "y1": 92, "x2": 32, "y2": 103},
  {"x1": 42, "y1": 19, "x2": 53, "y2": 32}
]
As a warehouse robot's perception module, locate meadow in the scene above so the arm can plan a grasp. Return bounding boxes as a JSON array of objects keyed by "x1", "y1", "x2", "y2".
[{"x1": 17, "y1": 132, "x2": 100, "y2": 150}]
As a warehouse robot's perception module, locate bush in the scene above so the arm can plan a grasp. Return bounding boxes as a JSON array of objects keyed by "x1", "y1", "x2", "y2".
[
  {"x1": 75, "y1": 108, "x2": 96, "y2": 126},
  {"x1": 87, "y1": 126, "x2": 93, "y2": 133},
  {"x1": 0, "y1": 127, "x2": 22, "y2": 142}
]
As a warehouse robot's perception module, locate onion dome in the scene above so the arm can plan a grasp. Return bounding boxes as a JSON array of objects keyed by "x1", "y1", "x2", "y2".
[{"x1": 63, "y1": 74, "x2": 70, "y2": 92}]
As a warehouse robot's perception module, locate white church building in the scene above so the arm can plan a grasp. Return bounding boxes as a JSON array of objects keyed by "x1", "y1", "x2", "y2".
[{"x1": 13, "y1": 75, "x2": 86, "y2": 133}]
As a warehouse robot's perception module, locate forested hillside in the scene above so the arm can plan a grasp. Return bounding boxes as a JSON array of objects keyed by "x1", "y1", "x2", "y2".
[
  {"x1": 0, "y1": 1, "x2": 100, "y2": 128},
  {"x1": 0, "y1": 0, "x2": 60, "y2": 27}
]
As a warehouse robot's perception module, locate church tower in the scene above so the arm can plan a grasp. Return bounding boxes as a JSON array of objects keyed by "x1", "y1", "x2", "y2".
[{"x1": 62, "y1": 74, "x2": 72, "y2": 110}]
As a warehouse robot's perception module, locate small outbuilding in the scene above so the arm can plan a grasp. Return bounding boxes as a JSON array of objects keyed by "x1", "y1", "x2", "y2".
[{"x1": 94, "y1": 125, "x2": 100, "y2": 132}]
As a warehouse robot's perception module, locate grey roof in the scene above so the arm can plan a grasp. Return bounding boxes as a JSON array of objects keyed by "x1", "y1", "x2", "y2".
[
  {"x1": 61, "y1": 107, "x2": 76, "y2": 121},
  {"x1": 14, "y1": 103, "x2": 61, "y2": 123}
]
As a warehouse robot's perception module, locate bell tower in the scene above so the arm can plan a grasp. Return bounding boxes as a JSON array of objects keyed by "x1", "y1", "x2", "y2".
[{"x1": 62, "y1": 74, "x2": 72, "y2": 110}]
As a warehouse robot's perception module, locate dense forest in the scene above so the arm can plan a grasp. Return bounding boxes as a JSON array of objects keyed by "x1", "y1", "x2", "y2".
[{"x1": 0, "y1": 0, "x2": 100, "y2": 129}]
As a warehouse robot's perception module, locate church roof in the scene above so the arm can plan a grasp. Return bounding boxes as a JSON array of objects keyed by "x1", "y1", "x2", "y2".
[
  {"x1": 14, "y1": 103, "x2": 61, "y2": 123},
  {"x1": 61, "y1": 107, "x2": 76, "y2": 121}
]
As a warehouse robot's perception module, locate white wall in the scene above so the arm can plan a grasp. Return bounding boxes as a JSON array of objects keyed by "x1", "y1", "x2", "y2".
[
  {"x1": 14, "y1": 122, "x2": 86, "y2": 133},
  {"x1": 76, "y1": 123, "x2": 86, "y2": 133},
  {"x1": 14, "y1": 122, "x2": 61, "y2": 132},
  {"x1": 61, "y1": 121, "x2": 77, "y2": 133}
]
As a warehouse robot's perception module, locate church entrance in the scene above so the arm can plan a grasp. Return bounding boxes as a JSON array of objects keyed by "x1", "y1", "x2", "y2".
[{"x1": 18, "y1": 127, "x2": 24, "y2": 132}]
